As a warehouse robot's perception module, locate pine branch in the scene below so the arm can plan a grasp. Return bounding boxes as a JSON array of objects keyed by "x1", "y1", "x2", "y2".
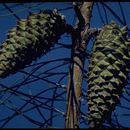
[{"x1": 65, "y1": 2, "x2": 94, "y2": 128}]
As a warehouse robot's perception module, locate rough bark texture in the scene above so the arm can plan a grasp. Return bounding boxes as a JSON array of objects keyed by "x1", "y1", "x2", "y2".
[
  {"x1": 0, "y1": 9, "x2": 66, "y2": 78},
  {"x1": 65, "y1": 2, "x2": 93, "y2": 128},
  {"x1": 81, "y1": 2, "x2": 93, "y2": 26},
  {"x1": 87, "y1": 22, "x2": 130, "y2": 128}
]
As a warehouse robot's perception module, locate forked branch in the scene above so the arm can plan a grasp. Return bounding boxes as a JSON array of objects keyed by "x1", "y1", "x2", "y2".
[{"x1": 65, "y1": 2, "x2": 94, "y2": 128}]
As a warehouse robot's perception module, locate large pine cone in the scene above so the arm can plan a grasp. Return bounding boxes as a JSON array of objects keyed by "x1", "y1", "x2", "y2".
[
  {"x1": 0, "y1": 9, "x2": 66, "y2": 78},
  {"x1": 87, "y1": 21, "x2": 130, "y2": 128}
]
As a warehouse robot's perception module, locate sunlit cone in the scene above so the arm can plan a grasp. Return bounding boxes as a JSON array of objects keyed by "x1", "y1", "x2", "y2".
[
  {"x1": 0, "y1": 9, "x2": 66, "y2": 78},
  {"x1": 87, "y1": 21, "x2": 130, "y2": 128}
]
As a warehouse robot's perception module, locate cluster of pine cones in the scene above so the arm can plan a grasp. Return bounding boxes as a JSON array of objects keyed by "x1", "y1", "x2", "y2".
[{"x1": 0, "y1": 9, "x2": 130, "y2": 128}]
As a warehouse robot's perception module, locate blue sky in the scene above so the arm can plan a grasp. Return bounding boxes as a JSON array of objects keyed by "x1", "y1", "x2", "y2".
[{"x1": 0, "y1": 2, "x2": 130, "y2": 128}]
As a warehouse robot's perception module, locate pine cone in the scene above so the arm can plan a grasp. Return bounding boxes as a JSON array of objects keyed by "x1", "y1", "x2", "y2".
[
  {"x1": 0, "y1": 9, "x2": 66, "y2": 78},
  {"x1": 87, "y1": 21, "x2": 130, "y2": 128}
]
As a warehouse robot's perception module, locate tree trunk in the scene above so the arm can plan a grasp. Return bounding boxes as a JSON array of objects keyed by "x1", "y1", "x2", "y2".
[{"x1": 65, "y1": 2, "x2": 94, "y2": 128}]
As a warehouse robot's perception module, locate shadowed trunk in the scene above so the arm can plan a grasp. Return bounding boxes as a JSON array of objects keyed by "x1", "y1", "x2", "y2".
[{"x1": 65, "y1": 2, "x2": 94, "y2": 128}]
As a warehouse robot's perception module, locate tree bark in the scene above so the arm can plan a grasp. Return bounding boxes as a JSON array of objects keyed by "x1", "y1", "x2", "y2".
[{"x1": 65, "y1": 2, "x2": 94, "y2": 128}]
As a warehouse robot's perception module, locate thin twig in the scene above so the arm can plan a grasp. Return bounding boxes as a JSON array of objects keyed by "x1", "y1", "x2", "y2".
[{"x1": 2, "y1": 3, "x2": 20, "y2": 20}]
